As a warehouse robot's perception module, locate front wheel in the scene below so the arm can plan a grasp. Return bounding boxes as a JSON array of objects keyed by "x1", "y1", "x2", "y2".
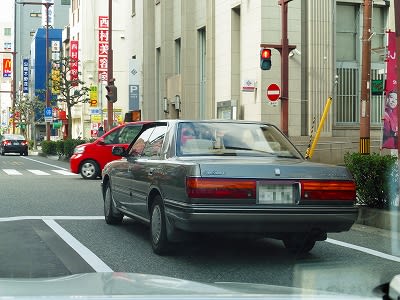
[
  {"x1": 150, "y1": 196, "x2": 170, "y2": 255},
  {"x1": 80, "y1": 159, "x2": 100, "y2": 179},
  {"x1": 104, "y1": 182, "x2": 123, "y2": 225}
]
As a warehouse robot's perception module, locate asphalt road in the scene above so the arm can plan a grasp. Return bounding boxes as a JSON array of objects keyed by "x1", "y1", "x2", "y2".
[{"x1": 0, "y1": 154, "x2": 399, "y2": 297}]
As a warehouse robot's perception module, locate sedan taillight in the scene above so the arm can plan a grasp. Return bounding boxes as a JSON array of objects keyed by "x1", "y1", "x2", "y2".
[
  {"x1": 186, "y1": 177, "x2": 256, "y2": 199},
  {"x1": 21, "y1": 141, "x2": 27, "y2": 145},
  {"x1": 3, "y1": 140, "x2": 11, "y2": 146},
  {"x1": 300, "y1": 180, "x2": 356, "y2": 201}
]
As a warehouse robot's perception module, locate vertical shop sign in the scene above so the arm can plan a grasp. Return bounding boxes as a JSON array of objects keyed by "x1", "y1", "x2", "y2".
[
  {"x1": 69, "y1": 40, "x2": 79, "y2": 86},
  {"x1": 3, "y1": 58, "x2": 12, "y2": 78},
  {"x1": 23, "y1": 59, "x2": 29, "y2": 94},
  {"x1": 98, "y1": 16, "x2": 109, "y2": 82}
]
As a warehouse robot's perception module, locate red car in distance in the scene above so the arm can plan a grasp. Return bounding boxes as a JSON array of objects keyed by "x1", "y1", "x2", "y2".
[{"x1": 70, "y1": 122, "x2": 147, "y2": 179}]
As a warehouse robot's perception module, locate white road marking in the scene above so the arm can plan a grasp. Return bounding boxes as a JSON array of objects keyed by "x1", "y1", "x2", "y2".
[
  {"x1": 20, "y1": 156, "x2": 69, "y2": 170},
  {"x1": 327, "y1": 238, "x2": 400, "y2": 263},
  {"x1": 52, "y1": 170, "x2": 77, "y2": 176},
  {"x1": 0, "y1": 216, "x2": 104, "y2": 222},
  {"x1": 2, "y1": 169, "x2": 22, "y2": 175},
  {"x1": 43, "y1": 219, "x2": 113, "y2": 272},
  {"x1": 27, "y1": 169, "x2": 50, "y2": 176}
]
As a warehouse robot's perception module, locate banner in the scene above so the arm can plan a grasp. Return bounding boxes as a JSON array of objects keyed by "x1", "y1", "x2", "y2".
[
  {"x1": 382, "y1": 31, "x2": 398, "y2": 149},
  {"x1": 98, "y1": 16, "x2": 109, "y2": 82},
  {"x1": 22, "y1": 59, "x2": 29, "y2": 94},
  {"x1": 69, "y1": 40, "x2": 79, "y2": 86},
  {"x1": 2, "y1": 58, "x2": 12, "y2": 78}
]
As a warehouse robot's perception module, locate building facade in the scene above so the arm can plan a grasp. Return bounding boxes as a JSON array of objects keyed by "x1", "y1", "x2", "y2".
[{"x1": 30, "y1": 0, "x2": 394, "y2": 163}]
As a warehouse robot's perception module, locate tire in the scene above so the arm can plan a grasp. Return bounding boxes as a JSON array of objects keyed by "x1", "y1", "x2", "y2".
[
  {"x1": 80, "y1": 159, "x2": 100, "y2": 179},
  {"x1": 283, "y1": 236, "x2": 316, "y2": 254},
  {"x1": 24, "y1": 151, "x2": 28, "y2": 156},
  {"x1": 104, "y1": 181, "x2": 123, "y2": 225},
  {"x1": 1, "y1": 149, "x2": 5, "y2": 156},
  {"x1": 150, "y1": 196, "x2": 170, "y2": 255}
]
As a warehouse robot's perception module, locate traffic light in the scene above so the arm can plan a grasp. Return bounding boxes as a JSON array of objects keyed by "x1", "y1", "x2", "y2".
[
  {"x1": 260, "y1": 48, "x2": 272, "y2": 70},
  {"x1": 106, "y1": 84, "x2": 117, "y2": 103}
]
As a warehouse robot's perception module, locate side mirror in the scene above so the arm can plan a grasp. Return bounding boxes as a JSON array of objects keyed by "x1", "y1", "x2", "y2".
[{"x1": 112, "y1": 146, "x2": 127, "y2": 157}]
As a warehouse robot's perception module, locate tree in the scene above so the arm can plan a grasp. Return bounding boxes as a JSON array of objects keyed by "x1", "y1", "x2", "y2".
[
  {"x1": 50, "y1": 55, "x2": 90, "y2": 139},
  {"x1": 14, "y1": 92, "x2": 48, "y2": 148}
]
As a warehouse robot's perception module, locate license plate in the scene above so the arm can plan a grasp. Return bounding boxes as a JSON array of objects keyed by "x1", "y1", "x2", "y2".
[
  {"x1": 257, "y1": 184, "x2": 294, "y2": 204},
  {"x1": 13, "y1": 142, "x2": 19, "y2": 145}
]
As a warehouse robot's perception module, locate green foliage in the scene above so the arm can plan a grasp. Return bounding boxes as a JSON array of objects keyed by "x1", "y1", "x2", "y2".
[
  {"x1": 344, "y1": 152, "x2": 398, "y2": 209},
  {"x1": 28, "y1": 140, "x2": 34, "y2": 150},
  {"x1": 55, "y1": 140, "x2": 65, "y2": 156},
  {"x1": 41, "y1": 140, "x2": 57, "y2": 155},
  {"x1": 63, "y1": 138, "x2": 87, "y2": 158}
]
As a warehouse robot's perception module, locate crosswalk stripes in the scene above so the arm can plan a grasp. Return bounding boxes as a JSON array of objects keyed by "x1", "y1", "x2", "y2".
[{"x1": 1, "y1": 169, "x2": 77, "y2": 176}]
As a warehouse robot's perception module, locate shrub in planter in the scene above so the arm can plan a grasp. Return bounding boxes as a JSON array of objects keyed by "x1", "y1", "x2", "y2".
[
  {"x1": 41, "y1": 140, "x2": 57, "y2": 155},
  {"x1": 63, "y1": 138, "x2": 88, "y2": 158},
  {"x1": 344, "y1": 152, "x2": 398, "y2": 209},
  {"x1": 55, "y1": 140, "x2": 65, "y2": 156}
]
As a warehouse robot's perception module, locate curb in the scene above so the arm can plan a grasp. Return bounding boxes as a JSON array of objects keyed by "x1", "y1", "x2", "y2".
[{"x1": 356, "y1": 207, "x2": 400, "y2": 232}]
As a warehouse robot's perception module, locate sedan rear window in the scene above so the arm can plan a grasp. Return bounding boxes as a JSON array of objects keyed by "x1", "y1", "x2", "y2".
[{"x1": 177, "y1": 122, "x2": 302, "y2": 158}]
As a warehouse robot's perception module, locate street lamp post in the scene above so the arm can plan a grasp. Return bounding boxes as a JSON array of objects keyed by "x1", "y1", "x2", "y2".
[{"x1": 16, "y1": 1, "x2": 54, "y2": 141}]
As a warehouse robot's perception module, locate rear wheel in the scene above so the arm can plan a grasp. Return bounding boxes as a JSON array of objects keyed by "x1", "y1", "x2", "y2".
[
  {"x1": 80, "y1": 159, "x2": 100, "y2": 179},
  {"x1": 104, "y1": 182, "x2": 123, "y2": 225},
  {"x1": 150, "y1": 196, "x2": 170, "y2": 255},
  {"x1": 283, "y1": 235, "x2": 316, "y2": 254}
]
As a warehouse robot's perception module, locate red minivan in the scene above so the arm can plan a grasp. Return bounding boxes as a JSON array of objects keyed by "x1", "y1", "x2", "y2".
[{"x1": 70, "y1": 122, "x2": 147, "y2": 179}]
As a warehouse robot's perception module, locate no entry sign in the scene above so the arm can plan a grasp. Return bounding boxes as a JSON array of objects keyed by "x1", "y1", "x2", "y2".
[{"x1": 266, "y1": 83, "x2": 281, "y2": 101}]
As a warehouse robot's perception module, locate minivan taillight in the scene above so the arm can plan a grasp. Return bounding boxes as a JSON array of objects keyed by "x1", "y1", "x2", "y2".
[
  {"x1": 186, "y1": 177, "x2": 256, "y2": 199},
  {"x1": 300, "y1": 180, "x2": 356, "y2": 201}
]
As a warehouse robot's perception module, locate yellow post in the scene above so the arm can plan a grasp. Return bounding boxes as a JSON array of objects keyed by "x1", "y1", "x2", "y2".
[{"x1": 307, "y1": 97, "x2": 333, "y2": 159}]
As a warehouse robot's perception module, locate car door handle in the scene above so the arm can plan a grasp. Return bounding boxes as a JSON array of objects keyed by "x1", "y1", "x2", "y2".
[{"x1": 148, "y1": 168, "x2": 155, "y2": 176}]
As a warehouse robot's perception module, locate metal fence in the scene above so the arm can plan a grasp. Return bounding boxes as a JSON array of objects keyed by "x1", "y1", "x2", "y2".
[{"x1": 335, "y1": 67, "x2": 384, "y2": 126}]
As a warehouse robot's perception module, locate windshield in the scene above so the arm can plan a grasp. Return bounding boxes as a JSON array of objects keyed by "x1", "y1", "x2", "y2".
[
  {"x1": 177, "y1": 122, "x2": 302, "y2": 158},
  {"x1": 1, "y1": 0, "x2": 399, "y2": 299}
]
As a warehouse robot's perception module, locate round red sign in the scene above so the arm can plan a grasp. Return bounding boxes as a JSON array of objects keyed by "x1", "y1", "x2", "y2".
[{"x1": 266, "y1": 83, "x2": 281, "y2": 101}]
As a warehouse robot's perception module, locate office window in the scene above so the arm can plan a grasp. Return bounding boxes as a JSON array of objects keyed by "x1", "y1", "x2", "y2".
[
  {"x1": 4, "y1": 28, "x2": 11, "y2": 36},
  {"x1": 336, "y1": 4, "x2": 358, "y2": 62},
  {"x1": 371, "y1": 6, "x2": 386, "y2": 63},
  {"x1": 175, "y1": 38, "x2": 181, "y2": 74},
  {"x1": 30, "y1": 12, "x2": 41, "y2": 17}
]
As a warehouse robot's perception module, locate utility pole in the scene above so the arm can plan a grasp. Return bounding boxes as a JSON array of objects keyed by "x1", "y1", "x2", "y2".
[
  {"x1": 107, "y1": 0, "x2": 114, "y2": 132},
  {"x1": 260, "y1": 0, "x2": 296, "y2": 136},
  {"x1": 359, "y1": 0, "x2": 372, "y2": 154}
]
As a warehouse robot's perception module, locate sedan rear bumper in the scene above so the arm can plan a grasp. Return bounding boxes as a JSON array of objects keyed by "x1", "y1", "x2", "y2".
[{"x1": 164, "y1": 200, "x2": 358, "y2": 234}]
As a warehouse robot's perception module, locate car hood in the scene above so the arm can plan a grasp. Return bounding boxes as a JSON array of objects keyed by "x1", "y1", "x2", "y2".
[
  {"x1": 178, "y1": 157, "x2": 353, "y2": 180},
  {"x1": 0, "y1": 272, "x2": 377, "y2": 299}
]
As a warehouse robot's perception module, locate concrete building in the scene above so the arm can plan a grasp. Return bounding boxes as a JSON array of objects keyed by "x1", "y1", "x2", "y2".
[
  {"x1": 54, "y1": 0, "x2": 394, "y2": 163},
  {"x1": 0, "y1": 16, "x2": 13, "y2": 132},
  {"x1": 15, "y1": 0, "x2": 70, "y2": 94},
  {"x1": 128, "y1": 0, "x2": 393, "y2": 164},
  {"x1": 62, "y1": 0, "x2": 135, "y2": 138}
]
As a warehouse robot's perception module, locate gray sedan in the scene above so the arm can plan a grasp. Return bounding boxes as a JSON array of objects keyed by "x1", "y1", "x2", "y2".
[{"x1": 101, "y1": 120, "x2": 358, "y2": 255}]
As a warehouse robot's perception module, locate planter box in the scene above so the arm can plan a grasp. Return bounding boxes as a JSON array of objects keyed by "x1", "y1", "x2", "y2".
[{"x1": 356, "y1": 207, "x2": 400, "y2": 232}]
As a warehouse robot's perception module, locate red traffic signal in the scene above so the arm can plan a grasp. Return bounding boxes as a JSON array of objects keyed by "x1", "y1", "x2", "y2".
[{"x1": 260, "y1": 48, "x2": 272, "y2": 70}]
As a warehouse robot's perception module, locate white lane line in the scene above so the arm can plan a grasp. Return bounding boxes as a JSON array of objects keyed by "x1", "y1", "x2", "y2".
[
  {"x1": 52, "y1": 170, "x2": 77, "y2": 176},
  {"x1": 2, "y1": 169, "x2": 22, "y2": 175},
  {"x1": 43, "y1": 219, "x2": 113, "y2": 273},
  {"x1": 27, "y1": 169, "x2": 51, "y2": 176},
  {"x1": 0, "y1": 216, "x2": 104, "y2": 222},
  {"x1": 327, "y1": 238, "x2": 400, "y2": 263},
  {"x1": 21, "y1": 156, "x2": 68, "y2": 170}
]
